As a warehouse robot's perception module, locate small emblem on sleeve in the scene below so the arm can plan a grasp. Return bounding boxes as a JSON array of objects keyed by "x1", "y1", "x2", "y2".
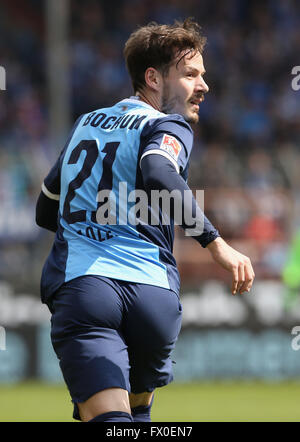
[{"x1": 160, "y1": 134, "x2": 182, "y2": 160}]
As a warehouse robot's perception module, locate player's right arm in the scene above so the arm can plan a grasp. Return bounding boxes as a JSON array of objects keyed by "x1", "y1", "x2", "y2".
[
  {"x1": 206, "y1": 237, "x2": 255, "y2": 295},
  {"x1": 141, "y1": 154, "x2": 255, "y2": 295},
  {"x1": 139, "y1": 115, "x2": 255, "y2": 295}
]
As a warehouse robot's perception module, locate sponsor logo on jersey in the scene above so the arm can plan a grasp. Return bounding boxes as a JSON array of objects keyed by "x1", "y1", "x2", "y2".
[{"x1": 160, "y1": 134, "x2": 182, "y2": 160}]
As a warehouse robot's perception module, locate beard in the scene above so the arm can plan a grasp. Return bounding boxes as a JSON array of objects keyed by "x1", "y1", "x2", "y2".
[
  {"x1": 161, "y1": 83, "x2": 178, "y2": 114},
  {"x1": 161, "y1": 82, "x2": 199, "y2": 124}
]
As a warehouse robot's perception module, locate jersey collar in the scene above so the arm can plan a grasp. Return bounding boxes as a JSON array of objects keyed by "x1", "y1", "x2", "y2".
[{"x1": 119, "y1": 96, "x2": 156, "y2": 110}]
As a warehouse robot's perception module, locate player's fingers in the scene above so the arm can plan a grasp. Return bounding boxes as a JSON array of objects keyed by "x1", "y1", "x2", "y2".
[
  {"x1": 239, "y1": 260, "x2": 255, "y2": 294},
  {"x1": 236, "y1": 263, "x2": 245, "y2": 294},
  {"x1": 231, "y1": 266, "x2": 239, "y2": 295}
]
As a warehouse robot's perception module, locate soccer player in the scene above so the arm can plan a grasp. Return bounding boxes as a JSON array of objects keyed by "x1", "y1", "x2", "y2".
[{"x1": 36, "y1": 19, "x2": 255, "y2": 422}]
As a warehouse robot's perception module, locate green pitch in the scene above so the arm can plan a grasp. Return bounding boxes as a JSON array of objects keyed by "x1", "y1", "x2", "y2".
[{"x1": 0, "y1": 381, "x2": 300, "y2": 422}]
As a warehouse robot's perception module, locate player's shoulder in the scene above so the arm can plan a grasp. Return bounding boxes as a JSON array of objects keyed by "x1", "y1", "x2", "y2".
[
  {"x1": 141, "y1": 112, "x2": 193, "y2": 144},
  {"x1": 152, "y1": 113, "x2": 193, "y2": 132}
]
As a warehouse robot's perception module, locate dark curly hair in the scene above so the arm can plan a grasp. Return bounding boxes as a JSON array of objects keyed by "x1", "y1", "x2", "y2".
[{"x1": 124, "y1": 18, "x2": 207, "y2": 93}]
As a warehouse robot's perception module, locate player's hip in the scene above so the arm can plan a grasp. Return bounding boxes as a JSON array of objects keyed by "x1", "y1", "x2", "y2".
[{"x1": 50, "y1": 275, "x2": 182, "y2": 341}]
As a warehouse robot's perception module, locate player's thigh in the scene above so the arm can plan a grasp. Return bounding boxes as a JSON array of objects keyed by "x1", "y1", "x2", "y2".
[
  {"x1": 123, "y1": 283, "x2": 182, "y2": 351},
  {"x1": 50, "y1": 276, "x2": 131, "y2": 419},
  {"x1": 50, "y1": 275, "x2": 124, "y2": 335},
  {"x1": 122, "y1": 283, "x2": 182, "y2": 392}
]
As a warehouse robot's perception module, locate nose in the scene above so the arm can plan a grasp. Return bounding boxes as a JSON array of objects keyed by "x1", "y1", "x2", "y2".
[{"x1": 196, "y1": 76, "x2": 209, "y2": 94}]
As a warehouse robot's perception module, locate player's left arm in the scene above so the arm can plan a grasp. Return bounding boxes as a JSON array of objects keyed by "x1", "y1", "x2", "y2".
[
  {"x1": 36, "y1": 192, "x2": 59, "y2": 233},
  {"x1": 35, "y1": 156, "x2": 61, "y2": 233},
  {"x1": 36, "y1": 115, "x2": 84, "y2": 233}
]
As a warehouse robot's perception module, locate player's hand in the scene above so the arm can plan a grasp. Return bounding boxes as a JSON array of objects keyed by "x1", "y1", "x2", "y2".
[{"x1": 206, "y1": 237, "x2": 255, "y2": 295}]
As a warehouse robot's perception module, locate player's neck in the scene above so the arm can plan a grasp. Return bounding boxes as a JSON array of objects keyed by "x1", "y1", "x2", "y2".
[{"x1": 135, "y1": 90, "x2": 161, "y2": 112}]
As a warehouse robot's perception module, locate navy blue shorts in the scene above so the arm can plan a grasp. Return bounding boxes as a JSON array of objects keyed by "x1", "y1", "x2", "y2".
[{"x1": 49, "y1": 275, "x2": 182, "y2": 420}]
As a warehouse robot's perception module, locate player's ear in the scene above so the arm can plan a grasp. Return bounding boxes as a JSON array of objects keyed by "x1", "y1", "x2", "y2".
[{"x1": 144, "y1": 67, "x2": 162, "y2": 92}]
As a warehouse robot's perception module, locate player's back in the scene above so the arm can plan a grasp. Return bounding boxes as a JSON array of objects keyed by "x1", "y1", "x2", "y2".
[
  {"x1": 41, "y1": 97, "x2": 188, "y2": 303},
  {"x1": 60, "y1": 98, "x2": 156, "y2": 236}
]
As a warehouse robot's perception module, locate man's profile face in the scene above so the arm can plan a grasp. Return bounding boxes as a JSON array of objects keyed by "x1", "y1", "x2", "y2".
[{"x1": 161, "y1": 50, "x2": 209, "y2": 124}]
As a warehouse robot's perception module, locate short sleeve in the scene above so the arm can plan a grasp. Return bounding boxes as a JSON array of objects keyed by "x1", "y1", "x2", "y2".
[
  {"x1": 42, "y1": 114, "x2": 83, "y2": 201},
  {"x1": 139, "y1": 114, "x2": 194, "y2": 175}
]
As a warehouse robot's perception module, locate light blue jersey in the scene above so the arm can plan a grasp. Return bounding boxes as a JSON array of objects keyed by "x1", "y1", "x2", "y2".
[{"x1": 41, "y1": 97, "x2": 194, "y2": 303}]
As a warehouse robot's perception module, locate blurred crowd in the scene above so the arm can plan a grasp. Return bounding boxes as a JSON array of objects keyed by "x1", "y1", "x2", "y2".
[{"x1": 0, "y1": 0, "x2": 300, "y2": 290}]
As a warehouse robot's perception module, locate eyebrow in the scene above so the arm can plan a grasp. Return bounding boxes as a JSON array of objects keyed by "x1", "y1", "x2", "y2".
[
  {"x1": 185, "y1": 66, "x2": 206, "y2": 75},
  {"x1": 174, "y1": 49, "x2": 205, "y2": 74}
]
